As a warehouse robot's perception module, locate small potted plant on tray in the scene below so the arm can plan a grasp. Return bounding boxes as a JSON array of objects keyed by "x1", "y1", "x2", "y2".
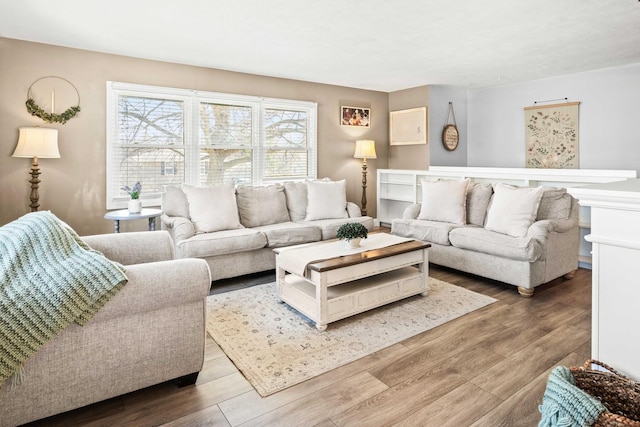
[
  {"x1": 336, "y1": 222, "x2": 368, "y2": 248},
  {"x1": 121, "y1": 181, "x2": 142, "y2": 213}
]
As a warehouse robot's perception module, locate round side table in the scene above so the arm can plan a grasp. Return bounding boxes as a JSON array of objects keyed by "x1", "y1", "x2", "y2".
[{"x1": 104, "y1": 208, "x2": 163, "y2": 233}]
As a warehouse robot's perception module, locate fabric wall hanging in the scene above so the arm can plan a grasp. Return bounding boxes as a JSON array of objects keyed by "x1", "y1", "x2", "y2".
[{"x1": 524, "y1": 101, "x2": 579, "y2": 168}]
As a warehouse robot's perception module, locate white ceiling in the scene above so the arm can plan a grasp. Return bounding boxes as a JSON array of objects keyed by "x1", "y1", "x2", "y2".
[{"x1": 1, "y1": 0, "x2": 640, "y2": 92}]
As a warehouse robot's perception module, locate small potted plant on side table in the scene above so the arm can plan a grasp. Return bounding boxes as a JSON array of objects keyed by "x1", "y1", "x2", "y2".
[
  {"x1": 336, "y1": 222, "x2": 368, "y2": 248},
  {"x1": 121, "y1": 182, "x2": 142, "y2": 213}
]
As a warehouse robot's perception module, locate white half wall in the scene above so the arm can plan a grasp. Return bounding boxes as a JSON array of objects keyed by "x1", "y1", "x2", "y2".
[{"x1": 467, "y1": 63, "x2": 640, "y2": 175}]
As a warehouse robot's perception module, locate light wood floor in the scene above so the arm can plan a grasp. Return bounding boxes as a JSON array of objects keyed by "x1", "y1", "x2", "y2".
[{"x1": 25, "y1": 265, "x2": 592, "y2": 427}]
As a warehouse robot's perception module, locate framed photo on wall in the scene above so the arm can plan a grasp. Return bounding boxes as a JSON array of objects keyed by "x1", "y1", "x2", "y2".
[
  {"x1": 390, "y1": 107, "x2": 427, "y2": 145},
  {"x1": 341, "y1": 106, "x2": 370, "y2": 127}
]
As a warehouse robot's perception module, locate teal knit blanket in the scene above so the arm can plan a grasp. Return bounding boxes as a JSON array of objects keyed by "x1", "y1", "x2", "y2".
[
  {"x1": 539, "y1": 366, "x2": 606, "y2": 427},
  {"x1": 0, "y1": 211, "x2": 128, "y2": 385}
]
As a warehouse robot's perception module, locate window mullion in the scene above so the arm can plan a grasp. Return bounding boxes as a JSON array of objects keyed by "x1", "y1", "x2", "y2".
[
  {"x1": 185, "y1": 98, "x2": 199, "y2": 185},
  {"x1": 254, "y1": 103, "x2": 264, "y2": 184}
]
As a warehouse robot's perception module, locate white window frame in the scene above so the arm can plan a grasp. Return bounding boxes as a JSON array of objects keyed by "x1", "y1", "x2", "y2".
[{"x1": 106, "y1": 81, "x2": 317, "y2": 209}]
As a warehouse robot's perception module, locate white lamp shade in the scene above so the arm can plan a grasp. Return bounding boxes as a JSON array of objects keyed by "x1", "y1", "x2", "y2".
[
  {"x1": 354, "y1": 140, "x2": 377, "y2": 159},
  {"x1": 13, "y1": 127, "x2": 60, "y2": 158}
]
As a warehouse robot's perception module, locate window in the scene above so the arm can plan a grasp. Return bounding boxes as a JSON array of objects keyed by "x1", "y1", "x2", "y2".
[
  {"x1": 161, "y1": 161, "x2": 178, "y2": 176},
  {"x1": 106, "y1": 82, "x2": 317, "y2": 209}
]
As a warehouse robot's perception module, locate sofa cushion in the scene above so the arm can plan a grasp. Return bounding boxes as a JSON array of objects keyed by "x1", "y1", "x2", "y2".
[
  {"x1": 305, "y1": 216, "x2": 373, "y2": 240},
  {"x1": 485, "y1": 184, "x2": 544, "y2": 238},
  {"x1": 466, "y1": 182, "x2": 493, "y2": 226},
  {"x1": 236, "y1": 184, "x2": 290, "y2": 227},
  {"x1": 176, "y1": 228, "x2": 266, "y2": 258},
  {"x1": 418, "y1": 179, "x2": 469, "y2": 224},
  {"x1": 284, "y1": 181, "x2": 308, "y2": 222},
  {"x1": 162, "y1": 185, "x2": 190, "y2": 218},
  {"x1": 391, "y1": 218, "x2": 464, "y2": 246},
  {"x1": 449, "y1": 227, "x2": 543, "y2": 262},
  {"x1": 537, "y1": 187, "x2": 572, "y2": 221},
  {"x1": 305, "y1": 179, "x2": 349, "y2": 221},
  {"x1": 252, "y1": 222, "x2": 322, "y2": 248},
  {"x1": 182, "y1": 183, "x2": 243, "y2": 233}
]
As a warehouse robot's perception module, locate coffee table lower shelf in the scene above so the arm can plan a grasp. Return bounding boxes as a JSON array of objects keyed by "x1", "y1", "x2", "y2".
[{"x1": 279, "y1": 266, "x2": 426, "y2": 331}]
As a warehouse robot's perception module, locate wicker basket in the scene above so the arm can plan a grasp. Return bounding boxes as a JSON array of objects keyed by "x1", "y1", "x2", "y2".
[{"x1": 570, "y1": 359, "x2": 640, "y2": 427}]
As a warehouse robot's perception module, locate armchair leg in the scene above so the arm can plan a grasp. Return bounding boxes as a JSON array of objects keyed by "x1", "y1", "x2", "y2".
[
  {"x1": 174, "y1": 372, "x2": 199, "y2": 387},
  {"x1": 517, "y1": 286, "x2": 534, "y2": 298},
  {"x1": 563, "y1": 270, "x2": 577, "y2": 280}
]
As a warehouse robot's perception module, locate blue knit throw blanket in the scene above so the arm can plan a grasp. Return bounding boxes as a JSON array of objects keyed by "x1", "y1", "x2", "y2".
[
  {"x1": 0, "y1": 211, "x2": 128, "y2": 385},
  {"x1": 539, "y1": 366, "x2": 606, "y2": 427}
]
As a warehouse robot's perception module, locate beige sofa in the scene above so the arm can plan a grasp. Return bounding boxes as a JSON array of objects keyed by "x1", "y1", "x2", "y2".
[
  {"x1": 0, "y1": 231, "x2": 211, "y2": 427},
  {"x1": 161, "y1": 180, "x2": 374, "y2": 281},
  {"x1": 391, "y1": 180, "x2": 579, "y2": 296}
]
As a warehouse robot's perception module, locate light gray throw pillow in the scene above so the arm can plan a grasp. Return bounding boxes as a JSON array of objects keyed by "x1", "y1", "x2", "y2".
[
  {"x1": 236, "y1": 184, "x2": 290, "y2": 227},
  {"x1": 162, "y1": 185, "x2": 190, "y2": 218},
  {"x1": 284, "y1": 181, "x2": 308, "y2": 222},
  {"x1": 466, "y1": 182, "x2": 493, "y2": 226},
  {"x1": 537, "y1": 187, "x2": 572, "y2": 220}
]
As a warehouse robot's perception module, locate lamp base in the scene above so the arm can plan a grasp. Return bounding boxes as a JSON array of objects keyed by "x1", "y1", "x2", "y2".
[
  {"x1": 361, "y1": 159, "x2": 368, "y2": 216},
  {"x1": 29, "y1": 161, "x2": 41, "y2": 212}
]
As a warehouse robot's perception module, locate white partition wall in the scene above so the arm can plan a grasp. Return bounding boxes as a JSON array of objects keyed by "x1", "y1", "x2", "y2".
[
  {"x1": 377, "y1": 167, "x2": 637, "y2": 267},
  {"x1": 568, "y1": 180, "x2": 640, "y2": 381}
]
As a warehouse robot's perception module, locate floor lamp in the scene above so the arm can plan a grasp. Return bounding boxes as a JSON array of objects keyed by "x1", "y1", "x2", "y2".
[
  {"x1": 12, "y1": 127, "x2": 60, "y2": 212},
  {"x1": 353, "y1": 139, "x2": 377, "y2": 216}
]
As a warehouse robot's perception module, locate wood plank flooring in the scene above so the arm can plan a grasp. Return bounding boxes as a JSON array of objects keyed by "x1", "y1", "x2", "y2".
[{"x1": 24, "y1": 266, "x2": 592, "y2": 427}]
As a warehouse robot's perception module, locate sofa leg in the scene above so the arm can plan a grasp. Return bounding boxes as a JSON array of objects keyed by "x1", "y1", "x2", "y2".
[
  {"x1": 563, "y1": 270, "x2": 577, "y2": 280},
  {"x1": 517, "y1": 286, "x2": 534, "y2": 298},
  {"x1": 174, "y1": 372, "x2": 199, "y2": 387}
]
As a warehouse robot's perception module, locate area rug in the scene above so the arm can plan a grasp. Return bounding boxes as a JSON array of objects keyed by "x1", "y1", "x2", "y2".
[{"x1": 206, "y1": 278, "x2": 496, "y2": 396}]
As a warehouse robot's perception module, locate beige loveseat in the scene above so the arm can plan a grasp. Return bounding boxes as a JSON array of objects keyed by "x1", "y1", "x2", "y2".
[
  {"x1": 0, "y1": 231, "x2": 211, "y2": 427},
  {"x1": 161, "y1": 180, "x2": 374, "y2": 281},
  {"x1": 392, "y1": 180, "x2": 579, "y2": 297}
]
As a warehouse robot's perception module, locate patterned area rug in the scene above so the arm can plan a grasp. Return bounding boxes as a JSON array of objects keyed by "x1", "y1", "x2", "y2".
[{"x1": 206, "y1": 278, "x2": 497, "y2": 396}]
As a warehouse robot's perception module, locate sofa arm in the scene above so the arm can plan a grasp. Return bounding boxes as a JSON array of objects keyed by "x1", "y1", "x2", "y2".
[
  {"x1": 161, "y1": 214, "x2": 195, "y2": 243},
  {"x1": 402, "y1": 203, "x2": 421, "y2": 219},
  {"x1": 82, "y1": 231, "x2": 175, "y2": 265},
  {"x1": 527, "y1": 217, "x2": 579, "y2": 241},
  {"x1": 88, "y1": 258, "x2": 211, "y2": 324}
]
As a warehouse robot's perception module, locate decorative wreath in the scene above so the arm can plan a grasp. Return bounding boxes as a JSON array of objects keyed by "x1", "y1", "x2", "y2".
[{"x1": 26, "y1": 76, "x2": 81, "y2": 124}]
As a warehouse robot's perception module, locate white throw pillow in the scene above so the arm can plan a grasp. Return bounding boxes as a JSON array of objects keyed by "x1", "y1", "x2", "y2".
[
  {"x1": 485, "y1": 184, "x2": 544, "y2": 237},
  {"x1": 182, "y1": 183, "x2": 243, "y2": 233},
  {"x1": 418, "y1": 179, "x2": 469, "y2": 224},
  {"x1": 304, "y1": 179, "x2": 348, "y2": 221}
]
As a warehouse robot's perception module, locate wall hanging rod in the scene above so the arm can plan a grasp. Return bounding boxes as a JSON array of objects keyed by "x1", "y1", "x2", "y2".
[{"x1": 533, "y1": 97, "x2": 568, "y2": 104}]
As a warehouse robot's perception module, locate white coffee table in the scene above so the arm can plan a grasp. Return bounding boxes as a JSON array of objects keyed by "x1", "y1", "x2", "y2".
[{"x1": 274, "y1": 236, "x2": 430, "y2": 331}]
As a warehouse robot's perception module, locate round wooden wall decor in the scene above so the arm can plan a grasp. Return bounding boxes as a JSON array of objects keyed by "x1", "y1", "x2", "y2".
[
  {"x1": 442, "y1": 102, "x2": 459, "y2": 151},
  {"x1": 442, "y1": 124, "x2": 459, "y2": 151}
]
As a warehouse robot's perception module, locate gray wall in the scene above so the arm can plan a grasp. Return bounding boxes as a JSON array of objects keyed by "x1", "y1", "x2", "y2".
[
  {"x1": 428, "y1": 85, "x2": 468, "y2": 167},
  {"x1": 467, "y1": 63, "x2": 640, "y2": 174}
]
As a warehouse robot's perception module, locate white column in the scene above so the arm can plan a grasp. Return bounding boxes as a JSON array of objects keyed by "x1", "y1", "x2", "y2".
[{"x1": 569, "y1": 179, "x2": 640, "y2": 381}]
